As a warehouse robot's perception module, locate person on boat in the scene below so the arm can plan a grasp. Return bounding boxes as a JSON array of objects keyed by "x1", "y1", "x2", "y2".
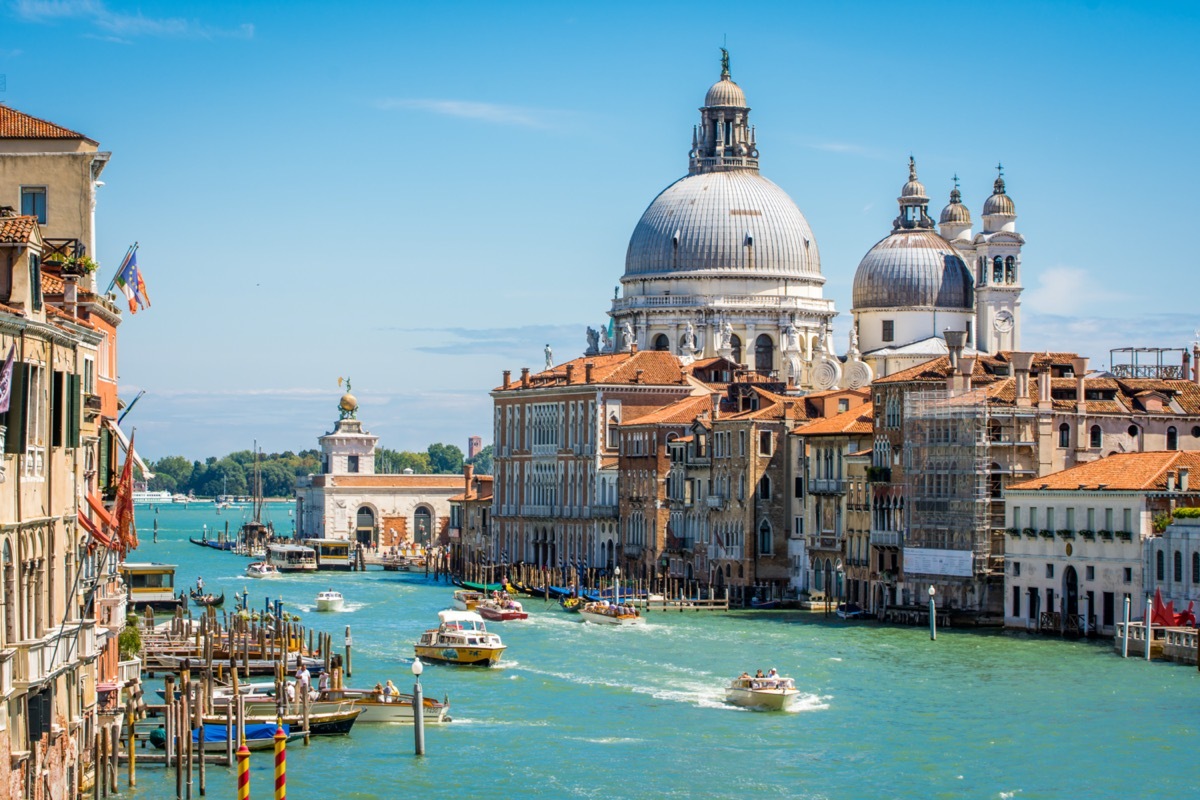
[
  {"x1": 295, "y1": 662, "x2": 311, "y2": 693},
  {"x1": 197, "y1": 576, "x2": 205, "y2": 593},
  {"x1": 373, "y1": 683, "x2": 384, "y2": 702},
  {"x1": 385, "y1": 680, "x2": 399, "y2": 702},
  {"x1": 317, "y1": 670, "x2": 330, "y2": 698},
  {"x1": 755, "y1": 669, "x2": 764, "y2": 678},
  {"x1": 768, "y1": 668, "x2": 778, "y2": 678},
  {"x1": 285, "y1": 681, "x2": 296, "y2": 704},
  {"x1": 739, "y1": 672, "x2": 751, "y2": 680}
]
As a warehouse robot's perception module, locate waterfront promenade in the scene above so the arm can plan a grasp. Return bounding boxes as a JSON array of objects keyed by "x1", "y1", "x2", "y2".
[{"x1": 130, "y1": 505, "x2": 1199, "y2": 799}]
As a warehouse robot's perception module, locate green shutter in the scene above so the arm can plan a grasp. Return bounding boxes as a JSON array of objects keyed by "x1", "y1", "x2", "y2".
[
  {"x1": 4, "y1": 363, "x2": 28, "y2": 455},
  {"x1": 98, "y1": 426, "x2": 111, "y2": 492},
  {"x1": 52, "y1": 371, "x2": 64, "y2": 448},
  {"x1": 68, "y1": 373, "x2": 80, "y2": 448}
]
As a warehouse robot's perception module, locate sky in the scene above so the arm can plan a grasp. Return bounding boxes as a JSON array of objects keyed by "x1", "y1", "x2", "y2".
[{"x1": 2, "y1": 0, "x2": 1199, "y2": 461}]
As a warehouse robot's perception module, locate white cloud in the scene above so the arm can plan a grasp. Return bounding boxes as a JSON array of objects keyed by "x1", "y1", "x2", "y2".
[
  {"x1": 12, "y1": 0, "x2": 254, "y2": 40},
  {"x1": 375, "y1": 98, "x2": 561, "y2": 129},
  {"x1": 1023, "y1": 265, "x2": 1119, "y2": 316}
]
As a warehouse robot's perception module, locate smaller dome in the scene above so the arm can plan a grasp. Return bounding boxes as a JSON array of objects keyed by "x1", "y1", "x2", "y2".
[
  {"x1": 940, "y1": 185, "x2": 972, "y2": 225},
  {"x1": 983, "y1": 173, "x2": 1016, "y2": 216},
  {"x1": 339, "y1": 393, "x2": 357, "y2": 413},
  {"x1": 899, "y1": 156, "x2": 927, "y2": 201},
  {"x1": 705, "y1": 77, "x2": 746, "y2": 108}
]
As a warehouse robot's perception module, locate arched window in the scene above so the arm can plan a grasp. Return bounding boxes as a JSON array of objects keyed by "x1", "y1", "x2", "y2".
[
  {"x1": 1174, "y1": 551, "x2": 1183, "y2": 582},
  {"x1": 355, "y1": 506, "x2": 376, "y2": 546},
  {"x1": 758, "y1": 475, "x2": 771, "y2": 500},
  {"x1": 977, "y1": 256, "x2": 987, "y2": 285},
  {"x1": 414, "y1": 506, "x2": 433, "y2": 546},
  {"x1": 652, "y1": 333, "x2": 670, "y2": 351},
  {"x1": 1090, "y1": 425, "x2": 1102, "y2": 449},
  {"x1": 1058, "y1": 423, "x2": 1070, "y2": 448},
  {"x1": 754, "y1": 334, "x2": 774, "y2": 373},
  {"x1": 1128, "y1": 425, "x2": 1139, "y2": 438},
  {"x1": 1004, "y1": 255, "x2": 1016, "y2": 283},
  {"x1": 993, "y1": 256, "x2": 1003, "y2": 283},
  {"x1": 730, "y1": 334, "x2": 742, "y2": 365},
  {"x1": 1167, "y1": 426, "x2": 1178, "y2": 450},
  {"x1": 758, "y1": 520, "x2": 772, "y2": 555},
  {"x1": 1156, "y1": 549, "x2": 1165, "y2": 581}
]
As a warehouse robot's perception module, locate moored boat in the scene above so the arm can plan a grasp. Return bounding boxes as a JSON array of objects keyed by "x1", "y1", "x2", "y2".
[
  {"x1": 579, "y1": 600, "x2": 644, "y2": 626},
  {"x1": 246, "y1": 561, "x2": 280, "y2": 579},
  {"x1": 477, "y1": 594, "x2": 528, "y2": 621},
  {"x1": 724, "y1": 674, "x2": 799, "y2": 711},
  {"x1": 315, "y1": 590, "x2": 345, "y2": 612},
  {"x1": 414, "y1": 610, "x2": 506, "y2": 666},
  {"x1": 322, "y1": 688, "x2": 451, "y2": 724},
  {"x1": 452, "y1": 589, "x2": 485, "y2": 611},
  {"x1": 119, "y1": 562, "x2": 184, "y2": 612},
  {"x1": 205, "y1": 704, "x2": 362, "y2": 736},
  {"x1": 150, "y1": 722, "x2": 302, "y2": 752},
  {"x1": 267, "y1": 543, "x2": 317, "y2": 573}
]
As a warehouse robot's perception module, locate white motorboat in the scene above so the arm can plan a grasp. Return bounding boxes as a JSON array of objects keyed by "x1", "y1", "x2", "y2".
[
  {"x1": 724, "y1": 675, "x2": 799, "y2": 711},
  {"x1": 316, "y1": 590, "x2": 345, "y2": 612},
  {"x1": 452, "y1": 589, "x2": 485, "y2": 611},
  {"x1": 246, "y1": 561, "x2": 280, "y2": 579},
  {"x1": 414, "y1": 610, "x2": 506, "y2": 666},
  {"x1": 578, "y1": 600, "x2": 644, "y2": 626},
  {"x1": 133, "y1": 490, "x2": 172, "y2": 505},
  {"x1": 322, "y1": 688, "x2": 451, "y2": 724}
]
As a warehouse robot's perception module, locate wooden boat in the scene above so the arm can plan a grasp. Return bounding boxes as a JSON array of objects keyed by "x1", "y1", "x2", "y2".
[
  {"x1": 559, "y1": 596, "x2": 583, "y2": 614},
  {"x1": 315, "y1": 590, "x2": 345, "y2": 612},
  {"x1": 150, "y1": 722, "x2": 302, "y2": 752},
  {"x1": 724, "y1": 675, "x2": 799, "y2": 711},
  {"x1": 189, "y1": 536, "x2": 238, "y2": 551},
  {"x1": 750, "y1": 597, "x2": 781, "y2": 610},
  {"x1": 578, "y1": 601, "x2": 644, "y2": 626},
  {"x1": 452, "y1": 589, "x2": 485, "y2": 611},
  {"x1": 836, "y1": 603, "x2": 865, "y2": 619},
  {"x1": 119, "y1": 563, "x2": 184, "y2": 612},
  {"x1": 414, "y1": 610, "x2": 506, "y2": 666},
  {"x1": 477, "y1": 596, "x2": 528, "y2": 621},
  {"x1": 322, "y1": 689, "x2": 451, "y2": 724},
  {"x1": 206, "y1": 704, "x2": 363, "y2": 736},
  {"x1": 190, "y1": 590, "x2": 225, "y2": 608},
  {"x1": 245, "y1": 561, "x2": 280, "y2": 579}
]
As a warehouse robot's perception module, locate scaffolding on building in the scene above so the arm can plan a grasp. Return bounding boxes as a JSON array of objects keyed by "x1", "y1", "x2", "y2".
[
  {"x1": 1109, "y1": 347, "x2": 1188, "y2": 379},
  {"x1": 902, "y1": 388, "x2": 991, "y2": 571}
]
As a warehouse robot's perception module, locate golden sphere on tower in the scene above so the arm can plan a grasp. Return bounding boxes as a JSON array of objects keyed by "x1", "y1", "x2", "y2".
[{"x1": 339, "y1": 393, "x2": 358, "y2": 413}]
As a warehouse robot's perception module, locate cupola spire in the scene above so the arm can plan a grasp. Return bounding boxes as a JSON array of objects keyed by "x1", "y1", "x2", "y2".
[
  {"x1": 689, "y1": 50, "x2": 758, "y2": 175},
  {"x1": 893, "y1": 156, "x2": 933, "y2": 231}
]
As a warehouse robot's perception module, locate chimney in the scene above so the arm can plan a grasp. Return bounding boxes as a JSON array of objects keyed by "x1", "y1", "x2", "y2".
[
  {"x1": 520, "y1": 367, "x2": 530, "y2": 389},
  {"x1": 1194, "y1": 343, "x2": 1200, "y2": 384},
  {"x1": 710, "y1": 391, "x2": 720, "y2": 421},
  {"x1": 464, "y1": 464, "x2": 475, "y2": 499},
  {"x1": 585, "y1": 361, "x2": 594, "y2": 383},
  {"x1": 502, "y1": 370, "x2": 511, "y2": 390},
  {"x1": 1181, "y1": 466, "x2": 1190, "y2": 493},
  {"x1": 1183, "y1": 350, "x2": 1191, "y2": 383},
  {"x1": 959, "y1": 356, "x2": 976, "y2": 392},
  {"x1": 630, "y1": 341, "x2": 638, "y2": 354},
  {"x1": 565, "y1": 364, "x2": 575, "y2": 384},
  {"x1": 1072, "y1": 356, "x2": 1089, "y2": 413},
  {"x1": 944, "y1": 330, "x2": 967, "y2": 372},
  {"x1": 1168, "y1": 471, "x2": 1176, "y2": 492},
  {"x1": 1038, "y1": 361, "x2": 1052, "y2": 408},
  {"x1": 1010, "y1": 352, "x2": 1035, "y2": 407},
  {"x1": 634, "y1": 369, "x2": 644, "y2": 384},
  {"x1": 63, "y1": 274, "x2": 79, "y2": 318}
]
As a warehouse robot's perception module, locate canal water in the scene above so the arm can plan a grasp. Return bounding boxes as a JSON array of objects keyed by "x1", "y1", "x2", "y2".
[{"x1": 127, "y1": 504, "x2": 1198, "y2": 799}]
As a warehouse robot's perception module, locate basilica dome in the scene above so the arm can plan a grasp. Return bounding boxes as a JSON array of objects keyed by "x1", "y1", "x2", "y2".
[
  {"x1": 852, "y1": 230, "x2": 973, "y2": 310},
  {"x1": 624, "y1": 170, "x2": 821, "y2": 278}
]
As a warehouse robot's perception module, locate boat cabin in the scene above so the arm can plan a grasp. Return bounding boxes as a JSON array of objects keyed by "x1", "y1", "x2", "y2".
[
  {"x1": 266, "y1": 544, "x2": 317, "y2": 572},
  {"x1": 119, "y1": 562, "x2": 180, "y2": 610},
  {"x1": 303, "y1": 538, "x2": 353, "y2": 571}
]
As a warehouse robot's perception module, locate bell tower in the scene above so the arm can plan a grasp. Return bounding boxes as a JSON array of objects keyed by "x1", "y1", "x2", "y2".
[{"x1": 974, "y1": 165, "x2": 1024, "y2": 354}]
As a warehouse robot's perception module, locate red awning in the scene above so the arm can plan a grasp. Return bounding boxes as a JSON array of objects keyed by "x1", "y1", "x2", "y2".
[
  {"x1": 78, "y1": 510, "x2": 114, "y2": 548},
  {"x1": 86, "y1": 493, "x2": 118, "y2": 530}
]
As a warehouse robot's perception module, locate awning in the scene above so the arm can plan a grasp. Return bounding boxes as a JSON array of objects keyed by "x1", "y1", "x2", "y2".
[
  {"x1": 103, "y1": 418, "x2": 153, "y2": 478},
  {"x1": 78, "y1": 510, "x2": 114, "y2": 548}
]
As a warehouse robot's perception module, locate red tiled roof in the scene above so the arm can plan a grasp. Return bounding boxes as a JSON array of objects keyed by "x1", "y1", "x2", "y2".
[
  {"x1": 0, "y1": 215, "x2": 38, "y2": 244},
  {"x1": 494, "y1": 350, "x2": 691, "y2": 391},
  {"x1": 1007, "y1": 451, "x2": 1200, "y2": 492},
  {"x1": 623, "y1": 395, "x2": 712, "y2": 426},
  {"x1": 0, "y1": 105, "x2": 96, "y2": 143},
  {"x1": 792, "y1": 403, "x2": 874, "y2": 436}
]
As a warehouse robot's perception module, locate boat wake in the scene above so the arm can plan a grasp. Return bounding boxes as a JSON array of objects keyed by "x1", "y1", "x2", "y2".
[{"x1": 782, "y1": 693, "x2": 830, "y2": 713}]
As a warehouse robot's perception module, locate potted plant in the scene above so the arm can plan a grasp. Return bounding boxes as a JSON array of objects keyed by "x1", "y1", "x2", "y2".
[
  {"x1": 1079, "y1": 529, "x2": 1096, "y2": 540},
  {"x1": 1006, "y1": 527, "x2": 1020, "y2": 537},
  {"x1": 1115, "y1": 530, "x2": 1133, "y2": 542},
  {"x1": 1057, "y1": 529, "x2": 1075, "y2": 540},
  {"x1": 1098, "y1": 529, "x2": 1114, "y2": 541},
  {"x1": 42, "y1": 251, "x2": 67, "y2": 268},
  {"x1": 1039, "y1": 529, "x2": 1054, "y2": 539},
  {"x1": 61, "y1": 254, "x2": 99, "y2": 276},
  {"x1": 1023, "y1": 527, "x2": 1037, "y2": 538}
]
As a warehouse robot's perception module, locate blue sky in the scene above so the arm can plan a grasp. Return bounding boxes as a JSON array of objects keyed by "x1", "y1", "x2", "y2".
[{"x1": 2, "y1": 0, "x2": 1198, "y2": 460}]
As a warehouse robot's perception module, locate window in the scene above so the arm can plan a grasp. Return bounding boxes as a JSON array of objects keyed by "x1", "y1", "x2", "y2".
[
  {"x1": 838, "y1": 399, "x2": 849, "y2": 413},
  {"x1": 652, "y1": 333, "x2": 670, "y2": 351},
  {"x1": 1090, "y1": 425, "x2": 1102, "y2": 448},
  {"x1": 1167, "y1": 426, "x2": 1178, "y2": 451},
  {"x1": 1174, "y1": 551, "x2": 1183, "y2": 582},
  {"x1": 1193, "y1": 552, "x2": 1200, "y2": 584},
  {"x1": 739, "y1": 430, "x2": 746, "y2": 456},
  {"x1": 347, "y1": 455, "x2": 359, "y2": 473},
  {"x1": 1105, "y1": 508, "x2": 1114, "y2": 531},
  {"x1": 1046, "y1": 508, "x2": 1055, "y2": 530},
  {"x1": 1046, "y1": 563, "x2": 1054, "y2": 579},
  {"x1": 1058, "y1": 423, "x2": 1070, "y2": 448},
  {"x1": 1012, "y1": 586, "x2": 1020, "y2": 617},
  {"x1": 1127, "y1": 425, "x2": 1139, "y2": 438},
  {"x1": 1086, "y1": 565, "x2": 1094, "y2": 581},
  {"x1": 1123, "y1": 567, "x2": 1132, "y2": 584},
  {"x1": 1012, "y1": 507, "x2": 1021, "y2": 528},
  {"x1": 993, "y1": 256, "x2": 1003, "y2": 283},
  {"x1": 1066, "y1": 507, "x2": 1075, "y2": 531},
  {"x1": 882, "y1": 320, "x2": 894, "y2": 343},
  {"x1": 1156, "y1": 550, "x2": 1164, "y2": 581},
  {"x1": 21, "y1": 187, "x2": 47, "y2": 224},
  {"x1": 730, "y1": 334, "x2": 742, "y2": 365},
  {"x1": 83, "y1": 356, "x2": 95, "y2": 395},
  {"x1": 23, "y1": 363, "x2": 46, "y2": 479},
  {"x1": 758, "y1": 431, "x2": 772, "y2": 456},
  {"x1": 754, "y1": 334, "x2": 774, "y2": 373},
  {"x1": 1122, "y1": 508, "x2": 1132, "y2": 532},
  {"x1": 758, "y1": 520, "x2": 772, "y2": 555},
  {"x1": 1012, "y1": 561, "x2": 1021, "y2": 577},
  {"x1": 1004, "y1": 256, "x2": 1016, "y2": 283},
  {"x1": 757, "y1": 475, "x2": 771, "y2": 500}
]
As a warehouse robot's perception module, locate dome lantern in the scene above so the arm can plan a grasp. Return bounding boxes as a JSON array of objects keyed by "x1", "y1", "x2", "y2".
[
  {"x1": 982, "y1": 163, "x2": 1016, "y2": 218},
  {"x1": 689, "y1": 48, "x2": 758, "y2": 175},
  {"x1": 939, "y1": 175, "x2": 973, "y2": 237},
  {"x1": 892, "y1": 157, "x2": 934, "y2": 232}
]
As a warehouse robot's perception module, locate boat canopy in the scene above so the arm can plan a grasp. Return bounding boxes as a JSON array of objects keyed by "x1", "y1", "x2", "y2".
[{"x1": 437, "y1": 610, "x2": 485, "y2": 625}]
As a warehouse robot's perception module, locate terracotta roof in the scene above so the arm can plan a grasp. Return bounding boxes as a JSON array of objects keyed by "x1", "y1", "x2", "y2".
[
  {"x1": 0, "y1": 215, "x2": 38, "y2": 244},
  {"x1": 0, "y1": 105, "x2": 96, "y2": 143},
  {"x1": 875, "y1": 351, "x2": 1084, "y2": 386},
  {"x1": 792, "y1": 403, "x2": 874, "y2": 436},
  {"x1": 623, "y1": 395, "x2": 712, "y2": 426},
  {"x1": 495, "y1": 350, "x2": 691, "y2": 391},
  {"x1": 41, "y1": 272, "x2": 65, "y2": 294},
  {"x1": 599, "y1": 456, "x2": 619, "y2": 469},
  {"x1": 1007, "y1": 451, "x2": 1200, "y2": 492}
]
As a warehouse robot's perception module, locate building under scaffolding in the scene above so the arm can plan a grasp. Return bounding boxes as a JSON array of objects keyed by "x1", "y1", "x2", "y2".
[{"x1": 902, "y1": 388, "x2": 992, "y2": 593}]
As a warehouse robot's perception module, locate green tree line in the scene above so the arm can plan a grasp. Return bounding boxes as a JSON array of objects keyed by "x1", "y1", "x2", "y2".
[{"x1": 147, "y1": 443, "x2": 492, "y2": 497}]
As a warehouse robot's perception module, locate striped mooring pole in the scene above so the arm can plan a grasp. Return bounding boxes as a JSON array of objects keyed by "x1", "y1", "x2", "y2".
[
  {"x1": 273, "y1": 718, "x2": 287, "y2": 800},
  {"x1": 236, "y1": 739, "x2": 250, "y2": 800}
]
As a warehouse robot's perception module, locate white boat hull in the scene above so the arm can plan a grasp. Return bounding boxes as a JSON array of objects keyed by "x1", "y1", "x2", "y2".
[
  {"x1": 724, "y1": 687, "x2": 799, "y2": 711},
  {"x1": 578, "y1": 609, "x2": 644, "y2": 626},
  {"x1": 316, "y1": 598, "x2": 344, "y2": 612}
]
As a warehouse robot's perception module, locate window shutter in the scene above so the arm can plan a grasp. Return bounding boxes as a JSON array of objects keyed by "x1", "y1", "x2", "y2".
[
  {"x1": 4, "y1": 363, "x2": 28, "y2": 455},
  {"x1": 98, "y1": 426, "x2": 111, "y2": 491},
  {"x1": 52, "y1": 370, "x2": 64, "y2": 448}
]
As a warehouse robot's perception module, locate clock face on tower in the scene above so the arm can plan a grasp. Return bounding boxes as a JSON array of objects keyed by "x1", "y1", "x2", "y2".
[{"x1": 993, "y1": 310, "x2": 1014, "y2": 333}]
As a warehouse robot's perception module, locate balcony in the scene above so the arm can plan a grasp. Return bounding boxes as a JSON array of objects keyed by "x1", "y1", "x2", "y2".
[
  {"x1": 870, "y1": 529, "x2": 902, "y2": 548},
  {"x1": 808, "y1": 478, "x2": 846, "y2": 495},
  {"x1": 588, "y1": 504, "x2": 617, "y2": 518},
  {"x1": 705, "y1": 495, "x2": 726, "y2": 509},
  {"x1": 0, "y1": 649, "x2": 12, "y2": 699},
  {"x1": 809, "y1": 533, "x2": 841, "y2": 552},
  {"x1": 13, "y1": 623, "x2": 96, "y2": 689},
  {"x1": 117, "y1": 658, "x2": 141, "y2": 687},
  {"x1": 521, "y1": 505, "x2": 551, "y2": 517},
  {"x1": 95, "y1": 593, "x2": 127, "y2": 630}
]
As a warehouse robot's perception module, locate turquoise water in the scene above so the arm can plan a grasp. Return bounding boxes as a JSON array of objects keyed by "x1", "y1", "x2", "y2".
[{"x1": 128, "y1": 505, "x2": 1198, "y2": 799}]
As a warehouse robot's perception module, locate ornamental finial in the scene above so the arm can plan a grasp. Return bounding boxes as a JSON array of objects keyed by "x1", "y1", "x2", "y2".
[
  {"x1": 720, "y1": 47, "x2": 730, "y2": 79},
  {"x1": 908, "y1": 155, "x2": 917, "y2": 181}
]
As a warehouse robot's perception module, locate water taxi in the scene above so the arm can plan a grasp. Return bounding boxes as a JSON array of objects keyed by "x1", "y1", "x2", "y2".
[
  {"x1": 724, "y1": 674, "x2": 799, "y2": 711},
  {"x1": 322, "y1": 688, "x2": 451, "y2": 724},
  {"x1": 578, "y1": 600, "x2": 644, "y2": 626},
  {"x1": 316, "y1": 590, "x2": 345, "y2": 612},
  {"x1": 119, "y1": 562, "x2": 184, "y2": 612},
  {"x1": 266, "y1": 543, "x2": 317, "y2": 573},
  {"x1": 133, "y1": 489, "x2": 173, "y2": 505},
  {"x1": 477, "y1": 594, "x2": 528, "y2": 621},
  {"x1": 452, "y1": 589, "x2": 485, "y2": 611},
  {"x1": 414, "y1": 610, "x2": 506, "y2": 666},
  {"x1": 304, "y1": 538, "x2": 354, "y2": 571},
  {"x1": 246, "y1": 561, "x2": 280, "y2": 579}
]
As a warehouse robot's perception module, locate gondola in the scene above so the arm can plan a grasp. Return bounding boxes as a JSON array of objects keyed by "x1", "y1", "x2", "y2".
[{"x1": 190, "y1": 590, "x2": 225, "y2": 608}]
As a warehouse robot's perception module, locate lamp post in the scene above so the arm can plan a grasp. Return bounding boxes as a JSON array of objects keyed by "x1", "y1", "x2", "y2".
[
  {"x1": 613, "y1": 565, "x2": 621, "y2": 606},
  {"x1": 928, "y1": 585, "x2": 937, "y2": 641},
  {"x1": 411, "y1": 657, "x2": 425, "y2": 755},
  {"x1": 835, "y1": 558, "x2": 844, "y2": 617}
]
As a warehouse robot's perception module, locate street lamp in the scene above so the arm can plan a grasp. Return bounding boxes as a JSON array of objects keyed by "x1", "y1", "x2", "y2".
[
  {"x1": 928, "y1": 585, "x2": 937, "y2": 641},
  {"x1": 613, "y1": 565, "x2": 621, "y2": 606},
  {"x1": 411, "y1": 657, "x2": 425, "y2": 755},
  {"x1": 835, "y1": 558, "x2": 845, "y2": 616}
]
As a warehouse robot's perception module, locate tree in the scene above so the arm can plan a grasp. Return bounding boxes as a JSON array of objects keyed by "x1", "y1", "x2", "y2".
[
  {"x1": 466, "y1": 444, "x2": 493, "y2": 475},
  {"x1": 427, "y1": 442, "x2": 464, "y2": 475},
  {"x1": 377, "y1": 447, "x2": 430, "y2": 474}
]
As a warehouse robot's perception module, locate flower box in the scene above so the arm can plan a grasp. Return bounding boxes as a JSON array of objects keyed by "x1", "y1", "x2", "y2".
[
  {"x1": 1057, "y1": 529, "x2": 1075, "y2": 540},
  {"x1": 1079, "y1": 529, "x2": 1096, "y2": 541},
  {"x1": 1115, "y1": 531, "x2": 1133, "y2": 542},
  {"x1": 1038, "y1": 529, "x2": 1054, "y2": 539},
  {"x1": 1098, "y1": 530, "x2": 1114, "y2": 541},
  {"x1": 1022, "y1": 528, "x2": 1037, "y2": 538},
  {"x1": 1006, "y1": 527, "x2": 1021, "y2": 538}
]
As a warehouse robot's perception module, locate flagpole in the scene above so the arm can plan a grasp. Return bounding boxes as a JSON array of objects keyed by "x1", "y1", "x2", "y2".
[{"x1": 105, "y1": 242, "x2": 138, "y2": 295}]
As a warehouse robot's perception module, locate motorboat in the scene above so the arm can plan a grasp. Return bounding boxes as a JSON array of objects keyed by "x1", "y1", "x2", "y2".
[
  {"x1": 414, "y1": 610, "x2": 506, "y2": 666},
  {"x1": 316, "y1": 590, "x2": 345, "y2": 612},
  {"x1": 836, "y1": 603, "x2": 865, "y2": 619},
  {"x1": 133, "y1": 490, "x2": 173, "y2": 505},
  {"x1": 150, "y1": 722, "x2": 302, "y2": 752},
  {"x1": 304, "y1": 538, "x2": 354, "y2": 571},
  {"x1": 266, "y1": 543, "x2": 317, "y2": 573},
  {"x1": 322, "y1": 688, "x2": 451, "y2": 724},
  {"x1": 246, "y1": 561, "x2": 280, "y2": 579},
  {"x1": 119, "y1": 563, "x2": 184, "y2": 612},
  {"x1": 578, "y1": 600, "x2": 644, "y2": 626},
  {"x1": 452, "y1": 589, "x2": 485, "y2": 611},
  {"x1": 724, "y1": 674, "x2": 799, "y2": 711},
  {"x1": 206, "y1": 704, "x2": 363, "y2": 736},
  {"x1": 477, "y1": 594, "x2": 528, "y2": 621}
]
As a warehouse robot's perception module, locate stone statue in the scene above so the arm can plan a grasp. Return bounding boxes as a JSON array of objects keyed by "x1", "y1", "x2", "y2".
[
  {"x1": 599, "y1": 325, "x2": 612, "y2": 353},
  {"x1": 849, "y1": 324, "x2": 860, "y2": 356},
  {"x1": 544, "y1": 344, "x2": 554, "y2": 370},
  {"x1": 682, "y1": 321, "x2": 697, "y2": 354},
  {"x1": 783, "y1": 324, "x2": 799, "y2": 352},
  {"x1": 620, "y1": 321, "x2": 634, "y2": 352},
  {"x1": 586, "y1": 327, "x2": 600, "y2": 355},
  {"x1": 720, "y1": 321, "x2": 733, "y2": 350}
]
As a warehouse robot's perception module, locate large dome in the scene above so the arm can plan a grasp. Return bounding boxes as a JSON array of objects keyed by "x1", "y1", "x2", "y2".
[
  {"x1": 852, "y1": 230, "x2": 973, "y2": 310},
  {"x1": 624, "y1": 170, "x2": 821, "y2": 278}
]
